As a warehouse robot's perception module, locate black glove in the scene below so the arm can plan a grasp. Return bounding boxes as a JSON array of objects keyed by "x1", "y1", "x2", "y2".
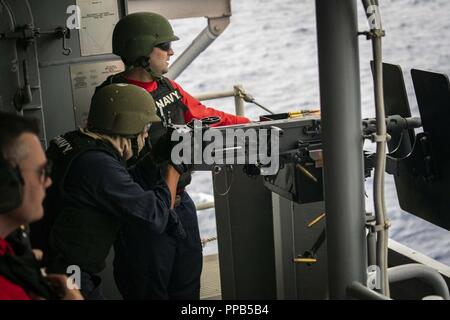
[
  {"x1": 169, "y1": 160, "x2": 193, "y2": 176},
  {"x1": 177, "y1": 172, "x2": 192, "y2": 189},
  {"x1": 152, "y1": 127, "x2": 195, "y2": 175},
  {"x1": 135, "y1": 153, "x2": 160, "y2": 181},
  {"x1": 166, "y1": 209, "x2": 187, "y2": 240},
  {"x1": 151, "y1": 128, "x2": 175, "y2": 163}
]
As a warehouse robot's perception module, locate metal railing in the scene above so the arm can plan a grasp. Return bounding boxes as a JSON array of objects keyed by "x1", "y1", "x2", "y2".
[
  {"x1": 347, "y1": 264, "x2": 450, "y2": 300},
  {"x1": 194, "y1": 84, "x2": 247, "y2": 117}
]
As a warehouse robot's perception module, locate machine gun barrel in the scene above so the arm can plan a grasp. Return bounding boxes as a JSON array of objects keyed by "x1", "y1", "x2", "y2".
[{"x1": 362, "y1": 115, "x2": 421, "y2": 135}]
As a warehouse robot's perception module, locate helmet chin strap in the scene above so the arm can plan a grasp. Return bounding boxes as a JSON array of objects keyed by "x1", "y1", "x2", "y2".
[{"x1": 135, "y1": 56, "x2": 163, "y2": 81}]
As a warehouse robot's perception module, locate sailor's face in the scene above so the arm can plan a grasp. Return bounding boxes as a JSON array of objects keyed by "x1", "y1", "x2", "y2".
[
  {"x1": 148, "y1": 45, "x2": 174, "y2": 75},
  {"x1": 10, "y1": 133, "x2": 52, "y2": 224}
]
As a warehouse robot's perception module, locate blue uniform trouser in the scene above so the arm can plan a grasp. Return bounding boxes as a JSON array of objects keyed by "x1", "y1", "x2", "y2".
[{"x1": 113, "y1": 192, "x2": 203, "y2": 300}]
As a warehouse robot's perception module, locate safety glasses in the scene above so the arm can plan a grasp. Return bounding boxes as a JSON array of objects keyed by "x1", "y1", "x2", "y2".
[
  {"x1": 35, "y1": 160, "x2": 52, "y2": 183},
  {"x1": 155, "y1": 41, "x2": 172, "y2": 52}
]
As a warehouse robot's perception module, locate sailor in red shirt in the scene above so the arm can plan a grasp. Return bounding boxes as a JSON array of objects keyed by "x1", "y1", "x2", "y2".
[{"x1": 98, "y1": 12, "x2": 250, "y2": 300}]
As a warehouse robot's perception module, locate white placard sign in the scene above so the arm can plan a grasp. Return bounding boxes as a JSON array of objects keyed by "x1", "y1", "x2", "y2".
[
  {"x1": 70, "y1": 60, "x2": 124, "y2": 128},
  {"x1": 77, "y1": 0, "x2": 119, "y2": 56}
]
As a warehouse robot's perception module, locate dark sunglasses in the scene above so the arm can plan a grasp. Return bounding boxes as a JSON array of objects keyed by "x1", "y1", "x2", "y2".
[{"x1": 155, "y1": 41, "x2": 172, "y2": 52}]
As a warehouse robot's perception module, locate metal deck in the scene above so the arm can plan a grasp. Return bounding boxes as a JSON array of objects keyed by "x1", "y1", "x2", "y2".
[{"x1": 200, "y1": 254, "x2": 222, "y2": 300}]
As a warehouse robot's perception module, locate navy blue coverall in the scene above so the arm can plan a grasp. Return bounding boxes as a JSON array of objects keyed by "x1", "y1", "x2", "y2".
[{"x1": 63, "y1": 150, "x2": 173, "y2": 299}]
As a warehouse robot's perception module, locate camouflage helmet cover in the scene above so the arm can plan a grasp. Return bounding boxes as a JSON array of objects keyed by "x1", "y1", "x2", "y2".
[{"x1": 88, "y1": 83, "x2": 160, "y2": 136}]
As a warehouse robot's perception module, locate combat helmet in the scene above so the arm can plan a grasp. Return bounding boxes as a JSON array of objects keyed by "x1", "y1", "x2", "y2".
[
  {"x1": 88, "y1": 83, "x2": 160, "y2": 136},
  {"x1": 113, "y1": 12, "x2": 179, "y2": 65}
]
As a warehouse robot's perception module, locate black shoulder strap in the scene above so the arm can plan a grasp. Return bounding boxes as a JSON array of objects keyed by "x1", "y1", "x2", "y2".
[
  {"x1": 95, "y1": 72, "x2": 128, "y2": 93},
  {"x1": 159, "y1": 76, "x2": 175, "y2": 90}
]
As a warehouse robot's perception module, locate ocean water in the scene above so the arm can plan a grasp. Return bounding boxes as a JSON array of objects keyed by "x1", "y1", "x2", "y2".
[{"x1": 170, "y1": 0, "x2": 450, "y2": 264}]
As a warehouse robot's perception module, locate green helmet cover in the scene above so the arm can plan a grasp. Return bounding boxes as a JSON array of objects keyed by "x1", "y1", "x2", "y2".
[
  {"x1": 88, "y1": 83, "x2": 160, "y2": 136},
  {"x1": 113, "y1": 12, "x2": 179, "y2": 64}
]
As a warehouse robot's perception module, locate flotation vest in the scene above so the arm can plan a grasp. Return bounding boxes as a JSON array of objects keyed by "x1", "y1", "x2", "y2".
[{"x1": 43, "y1": 130, "x2": 123, "y2": 274}]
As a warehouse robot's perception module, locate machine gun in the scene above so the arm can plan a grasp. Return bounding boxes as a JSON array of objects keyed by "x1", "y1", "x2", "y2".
[
  {"x1": 168, "y1": 113, "x2": 324, "y2": 203},
  {"x1": 169, "y1": 112, "x2": 423, "y2": 206},
  {"x1": 176, "y1": 112, "x2": 423, "y2": 205}
]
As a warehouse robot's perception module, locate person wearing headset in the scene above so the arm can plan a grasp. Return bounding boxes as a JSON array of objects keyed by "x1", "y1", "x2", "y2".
[{"x1": 0, "y1": 112, "x2": 83, "y2": 300}]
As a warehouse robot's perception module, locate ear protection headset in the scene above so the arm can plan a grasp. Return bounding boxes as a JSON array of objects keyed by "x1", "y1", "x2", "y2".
[{"x1": 0, "y1": 152, "x2": 24, "y2": 213}]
